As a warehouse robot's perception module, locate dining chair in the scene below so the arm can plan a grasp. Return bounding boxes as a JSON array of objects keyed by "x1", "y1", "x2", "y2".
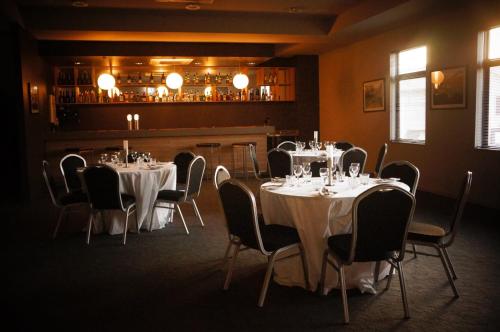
[
  {"x1": 380, "y1": 161, "x2": 420, "y2": 195},
  {"x1": 310, "y1": 161, "x2": 327, "y2": 177},
  {"x1": 372, "y1": 143, "x2": 388, "y2": 178},
  {"x1": 60, "y1": 153, "x2": 87, "y2": 193},
  {"x1": 339, "y1": 147, "x2": 367, "y2": 174},
  {"x1": 174, "y1": 151, "x2": 196, "y2": 189},
  {"x1": 405, "y1": 171, "x2": 472, "y2": 298},
  {"x1": 334, "y1": 141, "x2": 354, "y2": 151},
  {"x1": 43, "y1": 160, "x2": 88, "y2": 239},
  {"x1": 320, "y1": 184, "x2": 416, "y2": 323},
  {"x1": 149, "y1": 155, "x2": 206, "y2": 234},
  {"x1": 249, "y1": 144, "x2": 270, "y2": 181},
  {"x1": 267, "y1": 148, "x2": 293, "y2": 178},
  {"x1": 218, "y1": 179, "x2": 310, "y2": 307},
  {"x1": 277, "y1": 140, "x2": 297, "y2": 151},
  {"x1": 213, "y1": 165, "x2": 231, "y2": 190},
  {"x1": 82, "y1": 164, "x2": 137, "y2": 245}
]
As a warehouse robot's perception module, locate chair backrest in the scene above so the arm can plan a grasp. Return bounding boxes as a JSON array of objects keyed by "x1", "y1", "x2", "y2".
[
  {"x1": 42, "y1": 160, "x2": 60, "y2": 207},
  {"x1": 374, "y1": 143, "x2": 388, "y2": 176},
  {"x1": 174, "y1": 151, "x2": 196, "y2": 184},
  {"x1": 310, "y1": 161, "x2": 327, "y2": 177},
  {"x1": 248, "y1": 144, "x2": 261, "y2": 176},
  {"x1": 60, "y1": 154, "x2": 86, "y2": 193},
  {"x1": 277, "y1": 140, "x2": 296, "y2": 151},
  {"x1": 83, "y1": 165, "x2": 124, "y2": 211},
  {"x1": 213, "y1": 165, "x2": 231, "y2": 190},
  {"x1": 218, "y1": 179, "x2": 267, "y2": 254},
  {"x1": 267, "y1": 148, "x2": 293, "y2": 178},
  {"x1": 445, "y1": 171, "x2": 473, "y2": 246},
  {"x1": 380, "y1": 161, "x2": 420, "y2": 195},
  {"x1": 184, "y1": 156, "x2": 206, "y2": 200},
  {"x1": 338, "y1": 184, "x2": 415, "y2": 264},
  {"x1": 335, "y1": 141, "x2": 354, "y2": 151},
  {"x1": 339, "y1": 147, "x2": 367, "y2": 174}
]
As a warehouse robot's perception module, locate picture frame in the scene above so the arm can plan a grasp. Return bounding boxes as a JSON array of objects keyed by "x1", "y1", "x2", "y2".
[
  {"x1": 363, "y1": 79, "x2": 385, "y2": 112},
  {"x1": 430, "y1": 66, "x2": 466, "y2": 109},
  {"x1": 28, "y1": 82, "x2": 40, "y2": 114}
]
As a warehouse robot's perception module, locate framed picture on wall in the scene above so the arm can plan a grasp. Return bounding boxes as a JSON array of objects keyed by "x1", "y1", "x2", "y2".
[
  {"x1": 431, "y1": 66, "x2": 466, "y2": 109},
  {"x1": 363, "y1": 79, "x2": 385, "y2": 112}
]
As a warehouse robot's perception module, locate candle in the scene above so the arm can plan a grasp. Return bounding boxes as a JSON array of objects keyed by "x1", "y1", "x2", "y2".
[
  {"x1": 123, "y1": 140, "x2": 128, "y2": 151},
  {"x1": 314, "y1": 131, "x2": 318, "y2": 143},
  {"x1": 126, "y1": 114, "x2": 132, "y2": 130},
  {"x1": 133, "y1": 114, "x2": 139, "y2": 130}
]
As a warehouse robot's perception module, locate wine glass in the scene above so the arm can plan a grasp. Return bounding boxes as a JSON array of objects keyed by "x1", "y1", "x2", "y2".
[
  {"x1": 308, "y1": 140, "x2": 315, "y2": 150},
  {"x1": 319, "y1": 167, "x2": 328, "y2": 184},
  {"x1": 293, "y1": 165, "x2": 303, "y2": 185},
  {"x1": 316, "y1": 141, "x2": 323, "y2": 150},
  {"x1": 302, "y1": 162, "x2": 311, "y2": 175},
  {"x1": 349, "y1": 163, "x2": 360, "y2": 178},
  {"x1": 299, "y1": 141, "x2": 306, "y2": 152}
]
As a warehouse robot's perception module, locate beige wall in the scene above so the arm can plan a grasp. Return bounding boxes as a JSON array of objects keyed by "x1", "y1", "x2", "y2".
[{"x1": 319, "y1": 4, "x2": 500, "y2": 209}]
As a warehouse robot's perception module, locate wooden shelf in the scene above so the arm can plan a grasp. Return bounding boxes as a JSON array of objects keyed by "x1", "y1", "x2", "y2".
[{"x1": 56, "y1": 100, "x2": 293, "y2": 106}]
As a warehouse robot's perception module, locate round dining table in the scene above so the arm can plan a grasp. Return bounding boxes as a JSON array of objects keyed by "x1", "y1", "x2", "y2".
[
  {"x1": 260, "y1": 177, "x2": 410, "y2": 294},
  {"x1": 289, "y1": 149, "x2": 343, "y2": 164},
  {"x1": 98, "y1": 162, "x2": 177, "y2": 235}
]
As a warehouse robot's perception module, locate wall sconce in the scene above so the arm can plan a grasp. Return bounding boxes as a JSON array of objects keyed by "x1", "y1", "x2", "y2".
[
  {"x1": 133, "y1": 114, "x2": 140, "y2": 130},
  {"x1": 431, "y1": 70, "x2": 444, "y2": 89},
  {"x1": 126, "y1": 114, "x2": 132, "y2": 130}
]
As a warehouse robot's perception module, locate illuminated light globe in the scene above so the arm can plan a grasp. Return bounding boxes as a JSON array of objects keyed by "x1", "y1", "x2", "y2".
[
  {"x1": 233, "y1": 73, "x2": 249, "y2": 89},
  {"x1": 431, "y1": 70, "x2": 444, "y2": 89},
  {"x1": 107, "y1": 87, "x2": 120, "y2": 98},
  {"x1": 166, "y1": 72, "x2": 183, "y2": 89},
  {"x1": 97, "y1": 73, "x2": 115, "y2": 90},
  {"x1": 204, "y1": 86, "x2": 212, "y2": 97}
]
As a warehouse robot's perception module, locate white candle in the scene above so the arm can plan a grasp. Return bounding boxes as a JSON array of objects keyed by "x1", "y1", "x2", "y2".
[
  {"x1": 123, "y1": 140, "x2": 128, "y2": 151},
  {"x1": 126, "y1": 114, "x2": 132, "y2": 130},
  {"x1": 314, "y1": 131, "x2": 318, "y2": 143},
  {"x1": 133, "y1": 114, "x2": 139, "y2": 130}
]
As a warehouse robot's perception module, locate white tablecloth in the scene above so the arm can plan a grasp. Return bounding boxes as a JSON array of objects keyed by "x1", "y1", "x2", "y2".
[
  {"x1": 100, "y1": 162, "x2": 177, "y2": 235},
  {"x1": 260, "y1": 177, "x2": 409, "y2": 294},
  {"x1": 289, "y1": 150, "x2": 343, "y2": 165}
]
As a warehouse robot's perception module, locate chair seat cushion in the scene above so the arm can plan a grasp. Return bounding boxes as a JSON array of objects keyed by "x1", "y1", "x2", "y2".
[
  {"x1": 241, "y1": 218, "x2": 301, "y2": 252},
  {"x1": 58, "y1": 191, "x2": 88, "y2": 205},
  {"x1": 328, "y1": 234, "x2": 395, "y2": 262},
  {"x1": 156, "y1": 189, "x2": 185, "y2": 202},
  {"x1": 121, "y1": 194, "x2": 136, "y2": 209},
  {"x1": 407, "y1": 222, "x2": 446, "y2": 244}
]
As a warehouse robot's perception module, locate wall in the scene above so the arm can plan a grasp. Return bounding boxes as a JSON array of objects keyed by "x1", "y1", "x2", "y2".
[{"x1": 319, "y1": 4, "x2": 500, "y2": 209}]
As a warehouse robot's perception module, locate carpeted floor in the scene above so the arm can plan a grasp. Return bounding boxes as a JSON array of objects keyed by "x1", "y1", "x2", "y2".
[{"x1": 6, "y1": 178, "x2": 500, "y2": 331}]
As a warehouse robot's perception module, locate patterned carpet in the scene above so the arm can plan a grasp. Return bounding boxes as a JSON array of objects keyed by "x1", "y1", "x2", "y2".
[{"x1": 6, "y1": 179, "x2": 500, "y2": 331}]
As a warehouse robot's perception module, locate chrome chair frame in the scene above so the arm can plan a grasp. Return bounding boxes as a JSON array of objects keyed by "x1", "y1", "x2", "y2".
[
  {"x1": 267, "y1": 147, "x2": 293, "y2": 178},
  {"x1": 218, "y1": 179, "x2": 310, "y2": 307},
  {"x1": 338, "y1": 147, "x2": 368, "y2": 174},
  {"x1": 60, "y1": 153, "x2": 87, "y2": 193},
  {"x1": 374, "y1": 143, "x2": 388, "y2": 178},
  {"x1": 150, "y1": 155, "x2": 206, "y2": 234},
  {"x1": 277, "y1": 140, "x2": 297, "y2": 151},
  {"x1": 319, "y1": 185, "x2": 416, "y2": 323},
  {"x1": 249, "y1": 144, "x2": 270, "y2": 182},
  {"x1": 174, "y1": 150, "x2": 196, "y2": 190}
]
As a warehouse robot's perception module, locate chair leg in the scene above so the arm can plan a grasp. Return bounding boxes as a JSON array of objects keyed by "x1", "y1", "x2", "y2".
[
  {"x1": 385, "y1": 264, "x2": 395, "y2": 290},
  {"x1": 53, "y1": 206, "x2": 67, "y2": 239},
  {"x1": 123, "y1": 209, "x2": 129, "y2": 245},
  {"x1": 258, "y1": 253, "x2": 278, "y2": 307},
  {"x1": 438, "y1": 247, "x2": 459, "y2": 297},
  {"x1": 412, "y1": 244, "x2": 417, "y2": 258},
  {"x1": 191, "y1": 199, "x2": 205, "y2": 227},
  {"x1": 175, "y1": 204, "x2": 189, "y2": 235},
  {"x1": 222, "y1": 240, "x2": 233, "y2": 265},
  {"x1": 86, "y1": 211, "x2": 93, "y2": 245},
  {"x1": 298, "y1": 244, "x2": 310, "y2": 291},
  {"x1": 339, "y1": 265, "x2": 349, "y2": 324},
  {"x1": 397, "y1": 261, "x2": 410, "y2": 319},
  {"x1": 373, "y1": 261, "x2": 381, "y2": 285},
  {"x1": 319, "y1": 249, "x2": 329, "y2": 296},
  {"x1": 442, "y1": 247, "x2": 457, "y2": 280},
  {"x1": 223, "y1": 243, "x2": 241, "y2": 290}
]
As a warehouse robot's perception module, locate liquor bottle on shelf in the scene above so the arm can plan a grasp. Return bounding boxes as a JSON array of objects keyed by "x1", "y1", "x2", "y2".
[
  {"x1": 70, "y1": 90, "x2": 76, "y2": 103},
  {"x1": 225, "y1": 74, "x2": 230, "y2": 84},
  {"x1": 194, "y1": 73, "x2": 199, "y2": 84},
  {"x1": 141, "y1": 91, "x2": 147, "y2": 102},
  {"x1": 184, "y1": 72, "x2": 190, "y2": 84},
  {"x1": 127, "y1": 74, "x2": 132, "y2": 84},
  {"x1": 149, "y1": 73, "x2": 154, "y2": 84},
  {"x1": 161, "y1": 72, "x2": 166, "y2": 84},
  {"x1": 138, "y1": 73, "x2": 142, "y2": 84},
  {"x1": 117, "y1": 73, "x2": 122, "y2": 84}
]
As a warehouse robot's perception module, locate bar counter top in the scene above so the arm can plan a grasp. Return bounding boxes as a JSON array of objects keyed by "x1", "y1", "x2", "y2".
[{"x1": 46, "y1": 125, "x2": 276, "y2": 141}]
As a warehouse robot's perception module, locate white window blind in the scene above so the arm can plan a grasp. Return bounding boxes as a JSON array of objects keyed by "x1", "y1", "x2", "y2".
[
  {"x1": 391, "y1": 46, "x2": 427, "y2": 143},
  {"x1": 476, "y1": 27, "x2": 500, "y2": 149}
]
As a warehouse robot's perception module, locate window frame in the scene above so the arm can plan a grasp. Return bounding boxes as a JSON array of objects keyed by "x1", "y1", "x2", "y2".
[{"x1": 390, "y1": 46, "x2": 428, "y2": 145}]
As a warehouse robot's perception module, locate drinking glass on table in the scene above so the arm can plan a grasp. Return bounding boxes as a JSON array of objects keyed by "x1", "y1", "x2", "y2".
[
  {"x1": 349, "y1": 163, "x2": 360, "y2": 178},
  {"x1": 293, "y1": 164, "x2": 303, "y2": 185},
  {"x1": 316, "y1": 141, "x2": 323, "y2": 150},
  {"x1": 319, "y1": 167, "x2": 328, "y2": 184},
  {"x1": 308, "y1": 140, "x2": 316, "y2": 151},
  {"x1": 299, "y1": 141, "x2": 306, "y2": 152},
  {"x1": 302, "y1": 162, "x2": 311, "y2": 175}
]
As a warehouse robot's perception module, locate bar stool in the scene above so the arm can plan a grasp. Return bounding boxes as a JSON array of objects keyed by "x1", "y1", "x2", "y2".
[
  {"x1": 195, "y1": 143, "x2": 221, "y2": 179},
  {"x1": 231, "y1": 142, "x2": 256, "y2": 179}
]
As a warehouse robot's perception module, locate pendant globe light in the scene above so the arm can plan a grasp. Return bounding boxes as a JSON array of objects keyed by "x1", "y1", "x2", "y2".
[
  {"x1": 233, "y1": 60, "x2": 249, "y2": 90},
  {"x1": 97, "y1": 58, "x2": 116, "y2": 90},
  {"x1": 166, "y1": 66, "x2": 183, "y2": 89}
]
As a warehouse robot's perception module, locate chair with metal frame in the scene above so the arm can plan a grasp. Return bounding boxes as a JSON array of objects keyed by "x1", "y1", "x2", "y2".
[
  {"x1": 320, "y1": 184, "x2": 416, "y2": 323},
  {"x1": 174, "y1": 151, "x2": 196, "y2": 189},
  {"x1": 149, "y1": 155, "x2": 206, "y2": 234},
  {"x1": 405, "y1": 171, "x2": 472, "y2": 298},
  {"x1": 249, "y1": 144, "x2": 270, "y2": 181},
  {"x1": 82, "y1": 164, "x2": 137, "y2": 245},
  {"x1": 372, "y1": 143, "x2": 388, "y2": 178},
  {"x1": 60, "y1": 153, "x2": 87, "y2": 193},
  {"x1": 267, "y1": 148, "x2": 293, "y2": 178},
  {"x1": 277, "y1": 140, "x2": 297, "y2": 151},
  {"x1": 335, "y1": 141, "x2": 354, "y2": 151},
  {"x1": 380, "y1": 161, "x2": 420, "y2": 195},
  {"x1": 218, "y1": 179, "x2": 310, "y2": 307},
  {"x1": 339, "y1": 147, "x2": 368, "y2": 174},
  {"x1": 43, "y1": 160, "x2": 88, "y2": 239}
]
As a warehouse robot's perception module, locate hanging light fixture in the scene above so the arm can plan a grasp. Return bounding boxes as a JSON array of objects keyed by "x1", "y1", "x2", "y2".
[
  {"x1": 166, "y1": 65, "x2": 183, "y2": 90},
  {"x1": 431, "y1": 70, "x2": 444, "y2": 89},
  {"x1": 98, "y1": 58, "x2": 116, "y2": 90},
  {"x1": 233, "y1": 73, "x2": 249, "y2": 90}
]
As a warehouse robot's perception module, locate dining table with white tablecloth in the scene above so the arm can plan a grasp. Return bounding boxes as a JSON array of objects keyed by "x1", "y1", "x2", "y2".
[
  {"x1": 260, "y1": 177, "x2": 410, "y2": 294},
  {"x1": 289, "y1": 149, "x2": 343, "y2": 165},
  {"x1": 97, "y1": 162, "x2": 177, "y2": 235}
]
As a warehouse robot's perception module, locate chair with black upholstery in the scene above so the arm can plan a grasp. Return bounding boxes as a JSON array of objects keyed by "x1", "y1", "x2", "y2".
[
  {"x1": 150, "y1": 156, "x2": 206, "y2": 234},
  {"x1": 406, "y1": 171, "x2": 472, "y2": 298},
  {"x1": 43, "y1": 160, "x2": 88, "y2": 239},
  {"x1": 60, "y1": 154, "x2": 87, "y2": 193},
  {"x1": 213, "y1": 165, "x2": 231, "y2": 190},
  {"x1": 249, "y1": 144, "x2": 270, "y2": 181},
  {"x1": 372, "y1": 143, "x2": 388, "y2": 178},
  {"x1": 339, "y1": 147, "x2": 368, "y2": 174},
  {"x1": 82, "y1": 165, "x2": 137, "y2": 245},
  {"x1": 320, "y1": 184, "x2": 416, "y2": 323},
  {"x1": 380, "y1": 161, "x2": 419, "y2": 195},
  {"x1": 218, "y1": 179, "x2": 309, "y2": 307},
  {"x1": 277, "y1": 140, "x2": 296, "y2": 151},
  {"x1": 174, "y1": 151, "x2": 196, "y2": 189},
  {"x1": 267, "y1": 148, "x2": 293, "y2": 178},
  {"x1": 311, "y1": 161, "x2": 327, "y2": 177},
  {"x1": 335, "y1": 141, "x2": 354, "y2": 151}
]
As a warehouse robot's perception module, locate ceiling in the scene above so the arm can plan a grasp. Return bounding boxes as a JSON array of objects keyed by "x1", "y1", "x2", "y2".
[{"x1": 10, "y1": 0, "x2": 445, "y2": 56}]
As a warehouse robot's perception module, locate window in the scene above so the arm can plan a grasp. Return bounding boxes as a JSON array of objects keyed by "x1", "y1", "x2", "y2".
[
  {"x1": 390, "y1": 46, "x2": 427, "y2": 143},
  {"x1": 476, "y1": 26, "x2": 500, "y2": 149}
]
